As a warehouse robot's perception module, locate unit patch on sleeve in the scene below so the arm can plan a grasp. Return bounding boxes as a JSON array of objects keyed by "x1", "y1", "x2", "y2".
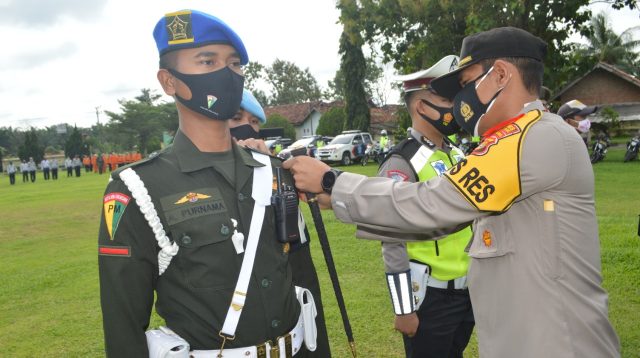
[
  {"x1": 386, "y1": 170, "x2": 410, "y2": 182},
  {"x1": 444, "y1": 110, "x2": 541, "y2": 212},
  {"x1": 103, "y1": 192, "x2": 131, "y2": 240}
]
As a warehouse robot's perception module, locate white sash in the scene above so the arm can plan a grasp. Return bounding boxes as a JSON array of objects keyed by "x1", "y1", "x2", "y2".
[{"x1": 220, "y1": 151, "x2": 272, "y2": 337}]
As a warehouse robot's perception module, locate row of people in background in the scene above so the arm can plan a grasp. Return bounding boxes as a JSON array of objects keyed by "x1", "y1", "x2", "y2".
[{"x1": 4, "y1": 152, "x2": 143, "y2": 185}]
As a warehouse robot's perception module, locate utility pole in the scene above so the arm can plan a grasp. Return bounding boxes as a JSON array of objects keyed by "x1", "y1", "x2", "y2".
[{"x1": 95, "y1": 106, "x2": 101, "y2": 125}]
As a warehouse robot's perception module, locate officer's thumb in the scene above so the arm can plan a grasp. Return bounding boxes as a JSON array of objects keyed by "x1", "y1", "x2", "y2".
[{"x1": 281, "y1": 157, "x2": 295, "y2": 170}]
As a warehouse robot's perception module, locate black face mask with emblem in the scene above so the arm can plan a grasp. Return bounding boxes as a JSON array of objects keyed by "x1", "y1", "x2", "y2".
[
  {"x1": 452, "y1": 67, "x2": 505, "y2": 136},
  {"x1": 169, "y1": 67, "x2": 244, "y2": 121},
  {"x1": 230, "y1": 123, "x2": 260, "y2": 140},
  {"x1": 419, "y1": 99, "x2": 460, "y2": 136}
]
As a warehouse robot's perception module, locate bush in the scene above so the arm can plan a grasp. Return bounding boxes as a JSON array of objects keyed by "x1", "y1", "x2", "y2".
[{"x1": 316, "y1": 107, "x2": 346, "y2": 137}]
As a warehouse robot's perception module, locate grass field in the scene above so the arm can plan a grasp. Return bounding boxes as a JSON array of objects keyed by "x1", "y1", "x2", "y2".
[{"x1": 0, "y1": 146, "x2": 638, "y2": 357}]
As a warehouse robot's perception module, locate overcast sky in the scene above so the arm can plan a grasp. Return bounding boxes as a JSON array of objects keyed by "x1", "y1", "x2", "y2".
[{"x1": 0, "y1": 0, "x2": 638, "y2": 130}]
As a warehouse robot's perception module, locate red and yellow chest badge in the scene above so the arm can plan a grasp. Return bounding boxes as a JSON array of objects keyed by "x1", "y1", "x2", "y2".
[{"x1": 103, "y1": 192, "x2": 131, "y2": 240}]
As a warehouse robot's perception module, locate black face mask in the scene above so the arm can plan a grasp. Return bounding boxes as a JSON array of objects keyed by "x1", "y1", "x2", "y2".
[
  {"x1": 230, "y1": 123, "x2": 260, "y2": 140},
  {"x1": 452, "y1": 67, "x2": 506, "y2": 136},
  {"x1": 169, "y1": 67, "x2": 244, "y2": 121},
  {"x1": 419, "y1": 99, "x2": 460, "y2": 136}
]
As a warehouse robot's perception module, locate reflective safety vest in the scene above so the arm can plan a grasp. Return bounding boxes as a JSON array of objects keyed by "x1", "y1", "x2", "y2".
[
  {"x1": 391, "y1": 138, "x2": 472, "y2": 281},
  {"x1": 379, "y1": 136, "x2": 389, "y2": 149}
]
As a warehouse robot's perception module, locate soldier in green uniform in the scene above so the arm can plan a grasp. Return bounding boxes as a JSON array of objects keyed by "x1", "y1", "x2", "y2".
[
  {"x1": 98, "y1": 10, "x2": 320, "y2": 357},
  {"x1": 230, "y1": 89, "x2": 332, "y2": 357},
  {"x1": 381, "y1": 55, "x2": 474, "y2": 358}
]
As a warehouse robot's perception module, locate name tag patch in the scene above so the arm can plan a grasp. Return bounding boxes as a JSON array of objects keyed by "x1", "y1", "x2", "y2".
[{"x1": 161, "y1": 188, "x2": 228, "y2": 225}]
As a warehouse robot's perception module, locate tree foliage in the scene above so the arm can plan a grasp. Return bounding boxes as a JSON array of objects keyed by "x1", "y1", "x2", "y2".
[
  {"x1": 105, "y1": 89, "x2": 177, "y2": 155},
  {"x1": 19, "y1": 128, "x2": 45, "y2": 162},
  {"x1": 356, "y1": 0, "x2": 597, "y2": 92},
  {"x1": 575, "y1": 13, "x2": 639, "y2": 76},
  {"x1": 262, "y1": 114, "x2": 297, "y2": 139},
  {"x1": 325, "y1": 55, "x2": 385, "y2": 105},
  {"x1": 338, "y1": 0, "x2": 371, "y2": 132},
  {"x1": 316, "y1": 107, "x2": 347, "y2": 136},
  {"x1": 64, "y1": 126, "x2": 87, "y2": 159},
  {"x1": 263, "y1": 59, "x2": 322, "y2": 106}
]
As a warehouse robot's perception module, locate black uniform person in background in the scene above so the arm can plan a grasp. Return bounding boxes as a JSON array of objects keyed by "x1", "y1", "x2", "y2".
[{"x1": 99, "y1": 10, "x2": 321, "y2": 357}]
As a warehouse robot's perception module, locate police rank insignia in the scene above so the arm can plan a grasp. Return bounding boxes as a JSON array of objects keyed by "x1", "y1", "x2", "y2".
[
  {"x1": 165, "y1": 10, "x2": 194, "y2": 45},
  {"x1": 103, "y1": 192, "x2": 130, "y2": 240}
]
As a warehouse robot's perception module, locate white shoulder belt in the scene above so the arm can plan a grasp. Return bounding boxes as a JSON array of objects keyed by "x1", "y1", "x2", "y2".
[{"x1": 119, "y1": 168, "x2": 179, "y2": 275}]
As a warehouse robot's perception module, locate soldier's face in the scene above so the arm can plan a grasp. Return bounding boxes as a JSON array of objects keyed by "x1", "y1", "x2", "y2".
[
  {"x1": 173, "y1": 44, "x2": 243, "y2": 76},
  {"x1": 230, "y1": 109, "x2": 261, "y2": 133}
]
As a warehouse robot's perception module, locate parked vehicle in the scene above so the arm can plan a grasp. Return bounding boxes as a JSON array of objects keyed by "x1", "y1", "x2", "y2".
[
  {"x1": 278, "y1": 135, "x2": 331, "y2": 160},
  {"x1": 316, "y1": 130, "x2": 373, "y2": 166},
  {"x1": 625, "y1": 136, "x2": 639, "y2": 162},
  {"x1": 590, "y1": 134, "x2": 610, "y2": 164},
  {"x1": 361, "y1": 143, "x2": 384, "y2": 166},
  {"x1": 265, "y1": 137, "x2": 293, "y2": 155}
]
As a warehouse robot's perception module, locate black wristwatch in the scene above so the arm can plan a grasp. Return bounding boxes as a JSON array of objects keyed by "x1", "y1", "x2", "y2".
[{"x1": 321, "y1": 169, "x2": 343, "y2": 194}]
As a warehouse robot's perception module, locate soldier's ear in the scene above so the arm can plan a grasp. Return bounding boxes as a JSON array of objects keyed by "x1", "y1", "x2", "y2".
[{"x1": 157, "y1": 69, "x2": 176, "y2": 96}]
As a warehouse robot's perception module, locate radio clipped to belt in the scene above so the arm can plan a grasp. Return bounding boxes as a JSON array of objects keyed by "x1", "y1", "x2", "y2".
[{"x1": 272, "y1": 167, "x2": 300, "y2": 244}]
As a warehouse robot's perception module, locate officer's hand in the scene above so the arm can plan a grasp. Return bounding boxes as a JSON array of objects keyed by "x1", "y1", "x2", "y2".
[
  {"x1": 282, "y1": 156, "x2": 329, "y2": 194},
  {"x1": 394, "y1": 313, "x2": 419, "y2": 338},
  {"x1": 236, "y1": 138, "x2": 270, "y2": 155}
]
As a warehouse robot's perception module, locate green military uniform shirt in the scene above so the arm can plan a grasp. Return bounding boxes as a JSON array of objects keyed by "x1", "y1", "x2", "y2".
[{"x1": 98, "y1": 130, "x2": 302, "y2": 357}]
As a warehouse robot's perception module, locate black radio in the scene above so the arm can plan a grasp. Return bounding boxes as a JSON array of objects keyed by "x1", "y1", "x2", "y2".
[{"x1": 271, "y1": 167, "x2": 300, "y2": 243}]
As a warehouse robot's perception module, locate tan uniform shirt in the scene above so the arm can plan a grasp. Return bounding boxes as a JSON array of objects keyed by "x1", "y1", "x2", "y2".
[{"x1": 331, "y1": 101, "x2": 619, "y2": 357}]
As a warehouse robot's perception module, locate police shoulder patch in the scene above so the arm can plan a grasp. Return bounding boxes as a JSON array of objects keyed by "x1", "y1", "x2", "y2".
[
  {"x1": 444, "y1": 110, "x2": 541, "y2": 212},
  {"x1": 103, "y1": 192, "x2": 130, "y2": 240},
  {"x1": 386, "y1": 169, "x2": 409, "y2": 182}
]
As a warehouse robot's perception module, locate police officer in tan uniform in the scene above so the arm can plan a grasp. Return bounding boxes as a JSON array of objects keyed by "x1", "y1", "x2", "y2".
[{"x1": 284, "y1": 27, "x2": 620, "y2": 357}]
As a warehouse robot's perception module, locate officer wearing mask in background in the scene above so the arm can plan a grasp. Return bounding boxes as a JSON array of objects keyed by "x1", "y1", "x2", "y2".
[
  {"x1": 284, "y1": 27, "x2": 619, "y2": 357},
  {"x1": 557, "y1": 99, "x2": 598, "y2": 146},
  {"x1": 379, "y1": 129, "x2": 391, "y2": 155},
  {"x1": 229, "y1": 88, "x2": 332, "y2": 358},
  {"x1": 381, "y1": 55, "x2": 474, "y2": 358},
  {"x1": 99, "y1": 10, "x2": 320, "y2": 357}
]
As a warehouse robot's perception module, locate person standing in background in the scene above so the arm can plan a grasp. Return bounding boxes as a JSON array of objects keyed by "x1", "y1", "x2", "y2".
[
  {"x1": 28, "y1": 157, "x2": 36, "y2": 182},
  {"x1": 7, "y1": 161, "x2": 16, "y2": 185},
  {"x1": 51, "y1": 158, "x2": 59, "y2": 180}
]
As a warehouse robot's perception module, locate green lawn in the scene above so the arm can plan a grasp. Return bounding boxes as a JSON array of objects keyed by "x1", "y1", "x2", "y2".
[{"x1": 0, "y1": 147, "x2": 638, "y2": 357}]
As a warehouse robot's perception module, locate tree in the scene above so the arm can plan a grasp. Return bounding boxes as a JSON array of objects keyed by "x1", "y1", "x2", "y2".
[
  {"x1": 19, "y1": 128, "x2": 45, "y2": 162},
  {"x1": 262, "y1": 114, "x2": 297, "y2": 139},
  {"x1": 356, "y1": 0, "x2": 597, "y2": 92},
  {"x1": 575, "y1": 13, "x2": 639, "y2": 76},
  {"x1": 264, "y1": 59, "x2": 322, "y2": 105},
  {"x1": 64, "y1": 126, "x2": 86, "y2": 159},
  {"x1": 325, "y1": 55, "x2": 386, "y2": 105},
  {"x1": 316, "y1": 107, "x2": 347, "y2": 136},
  {"x1": 105, "y1": 89, "x2": 177, "y2": 155},
  {"x1": 338, "y1": 0, "x2": 371, "y2": 132}
]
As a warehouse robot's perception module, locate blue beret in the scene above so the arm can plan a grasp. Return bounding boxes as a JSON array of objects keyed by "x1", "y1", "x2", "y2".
[
  {"x1": 153, "y1": 9, "x2": 248, "y2": 65},
  {"x1": 240, "y1": 89, "x2": 266, "y2": 124}
]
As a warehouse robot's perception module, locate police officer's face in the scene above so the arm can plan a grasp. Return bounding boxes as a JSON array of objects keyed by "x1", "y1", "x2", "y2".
[
  {"x1": 417, "y1": 90, "x2": 452, "y2": 120},
  {"x1": 458, "y1": 63, "x2": 502, "y2": 105},
  {"x1": 230, "y1": 109, "x2": 261, "y2": 132}
]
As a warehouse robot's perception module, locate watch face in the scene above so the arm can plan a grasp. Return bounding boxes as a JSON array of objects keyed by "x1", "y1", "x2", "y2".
[{"x1": 322, "y1": 170, "x2": 336, "y2": 193}]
